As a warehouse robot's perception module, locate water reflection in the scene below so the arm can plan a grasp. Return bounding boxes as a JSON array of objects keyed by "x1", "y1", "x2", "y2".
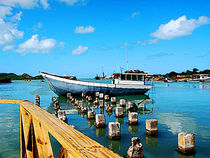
[
  {"x1": 88, "y1": 119, "x2": 95, "y2": 127},
  {"x1": 128, "y1": 125, "x2": 138, "y2": 134},
  {"x1": 109, "y1": 139, "x2": 121, "y2": 151},
  {"x1": 116, "y1": 117, "x2": 124, "y2": 124},
  {"x1": 96, "y1": 127, "x2": 106, "y2": 137},
  {"x1": 146, "y1": 135, "x2": 158, "y2": 147}
]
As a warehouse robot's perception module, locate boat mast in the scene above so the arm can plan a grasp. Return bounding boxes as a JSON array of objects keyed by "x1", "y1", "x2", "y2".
[{"x1": 125, "y1": 42, "x2": 128, "y2": 70}]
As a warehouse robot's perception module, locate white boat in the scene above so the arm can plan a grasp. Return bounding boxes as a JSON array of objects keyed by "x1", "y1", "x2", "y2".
[
  {"x1": 40, "y1": 72, "x2": 152, "y2": 96},
  {"x1": 200, "y1": 74, "x2": 210, "y2": 83}
]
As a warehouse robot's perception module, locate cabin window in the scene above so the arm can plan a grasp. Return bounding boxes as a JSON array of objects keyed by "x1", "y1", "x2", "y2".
[
  {"x1": 127, "y1": 75, "x2": 131, "y2": 80},
  {"x1": 121, "y1": 74, "x2": 125, "y2": 80},
  {"x1": 137, "y1": 75, "x2": 142, "y2": 81},
  {"x1": 132, "y1": 75, "x2": 137, "y2": 80}
]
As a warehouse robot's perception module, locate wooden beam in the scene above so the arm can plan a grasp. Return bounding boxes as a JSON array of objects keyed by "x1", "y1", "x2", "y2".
[
  {"x1": 33, "y1": 117, "x2": 54, "y2": 158},
  {"x1": 0, "y1": 99, "x2": 122, "y2": 158}
]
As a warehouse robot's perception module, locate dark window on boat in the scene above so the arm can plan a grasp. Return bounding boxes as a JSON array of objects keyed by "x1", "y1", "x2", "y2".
[
  {"x1": 127, "y1": 75, "x2": 131, "y2": 80},
  {"x1": 137, "y1": 75, "x2": 142, "y2": 81},
  {"x1": 132, "y1": 75, "x2": 137, "y2": 80},
  {"x1": 121, "y1": 74, "x2": 125, "y2": 80}
]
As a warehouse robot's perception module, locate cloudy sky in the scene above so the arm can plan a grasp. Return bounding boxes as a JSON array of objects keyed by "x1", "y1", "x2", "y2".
[{"x1": 0, "y1": 0, "x2": 210, "y2": 77}]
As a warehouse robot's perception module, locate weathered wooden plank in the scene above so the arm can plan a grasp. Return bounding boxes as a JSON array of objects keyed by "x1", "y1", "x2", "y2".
[
  {"x1": 0, "y1": 99, "x2": 21, "y2": 104},
  {"x1": 20, "y1": 106, "x2": 33, "y2": 158},
  {"x1": 0, "y1": 99, "x2": 122, "y2": 158},
  {"x1": 20, "y1": 105, "x2": 26, "y2": 158},
  {"x1": 33, "y1": 117, "x2": 54, "y2": 158}
]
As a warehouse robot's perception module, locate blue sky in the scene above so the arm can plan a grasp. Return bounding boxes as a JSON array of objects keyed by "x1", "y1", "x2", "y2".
[{"x1": 0, "y1": 0, "x2": 210, "y2": 77}]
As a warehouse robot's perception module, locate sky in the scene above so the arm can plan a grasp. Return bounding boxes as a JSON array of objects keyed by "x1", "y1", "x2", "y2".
[{"x1": 0, "y1": 0, "x2": 210, "y2": 77}]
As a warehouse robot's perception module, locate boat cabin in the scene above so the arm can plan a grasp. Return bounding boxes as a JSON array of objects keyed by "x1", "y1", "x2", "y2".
[{"x1": 113, "y1": 73, "x2": 147, "y2": 85}]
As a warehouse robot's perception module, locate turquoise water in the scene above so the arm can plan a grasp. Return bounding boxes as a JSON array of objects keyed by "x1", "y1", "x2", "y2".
[{"x1": 0, "y1": 80, "x2": 210, "y2": 157}]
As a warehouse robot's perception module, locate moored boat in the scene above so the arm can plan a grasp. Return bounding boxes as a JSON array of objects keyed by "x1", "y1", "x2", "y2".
[{"x1": 40, "y1": 72, "x2": 152, "y2": 96}]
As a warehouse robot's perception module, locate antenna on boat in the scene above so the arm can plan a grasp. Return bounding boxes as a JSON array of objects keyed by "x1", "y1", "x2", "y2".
[{"x1": 125, "y1": 42, "x2": 129, "y2": 70}]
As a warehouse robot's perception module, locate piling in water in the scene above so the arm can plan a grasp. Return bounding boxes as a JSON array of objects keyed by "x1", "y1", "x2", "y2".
[
  {"x1": 146, "y1": 119, "x2": 158, "y2": 136},
  {"x1": 99, "y1": 93, "x2": 104, "y2": 99},
  {"x1": 99, "y1": 100, "x2": 104, "y2": 108},
  {"x1": 88, "y1": 108, "x2": 95, "y2": 119},
  {"x1": 108, "y1": 122, "x2": 121, "y2": 139},
  {"x1": 115, "y1": 107, "x2": 124, "y2": 118},
  {"x1": 106, "y1": 104, "x2": 112, "y2": 112},
  {"x1": 94, "y1": 98, "x2": 99, "y2": 105},
  {"x1": 57, "y1": 109, "x2": 68, "y2": 123},
  {"x1": 178, "y1": 132, "x2": 195, "y2": 154},
  {"x1": 87, "y1": 96, "x2": 92, "y2": 102},
  {"x1": 128, "y1": 101, "x2": 138, "y2": 112},
  {"x1": 119, "y1": 99, "x2": 126, "y2": 107},
  {"x1": 127, "y1": 137, "x2": 144, "y2": 158},
  {"x1": 104, "y1": 95, "x2": 109, "y2": 101},
  {"x1": 81, "y1": 106, "x2": 88, "y2": 113},
  {"x1": 81, "y1": 92, "x2": 86, "y2": 98},
  {"x1": 128, "y1": 112, "x2": 138, "y2": 125},
  {"x1": 95, "y1": 114, "x2": 105, "y2": 127},
  {"x1": 34, "y1": 95, "x2": 40, "y2": 106},
  {"x1": 67, "y1": 93, "x2": 71, "y2": 99},
  {"x1": 111, "y1": 97, "x2": 116, "y2": 104},
  {"x1": 95, "y1": 92, "x2": 100, "y2": 98}
]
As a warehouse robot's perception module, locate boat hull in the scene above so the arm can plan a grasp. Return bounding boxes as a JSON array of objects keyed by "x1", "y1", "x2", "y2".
[{"x1": 41, "y1": 72, "x2": 152, "y2": 96}]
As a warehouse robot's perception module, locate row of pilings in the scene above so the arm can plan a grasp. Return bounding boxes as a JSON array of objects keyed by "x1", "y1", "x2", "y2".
[{"x1": 35, "y1": 93, "x2": 195, "y2": 157}]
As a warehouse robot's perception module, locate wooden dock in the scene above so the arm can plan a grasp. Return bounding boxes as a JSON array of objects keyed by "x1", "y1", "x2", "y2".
[{"x1": 0, "y1": 99, "x2": 122, "y2": 158}]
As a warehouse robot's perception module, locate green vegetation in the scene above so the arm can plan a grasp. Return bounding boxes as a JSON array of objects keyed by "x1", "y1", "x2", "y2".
[
  {"x1": 0, "y1": 73, "x2": 43, "y2": 81},
  {"x1": 166, "y1": 68, "x2": 210, "y2": 77},
  {"x1": 0, "y1": 78, "x2": 11, "y2": 83}
]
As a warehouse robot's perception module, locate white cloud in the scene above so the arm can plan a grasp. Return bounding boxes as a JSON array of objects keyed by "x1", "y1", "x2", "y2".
[
  {"x1": 72, "y1": 45, "x2": 88, "y2": 55},
  {"x1": 56, "y1": 0, "x2": 86, "y2": 6},
  {"x1": 0, "y1": 0, "x2": 49, "y2": 9},
  {"x1": 131, "y1": 12, "x2": 140, "y2": 18},
  {"x1": 0, "y1": 6, "x2": 12, "y2": 18},
  {"x1": 75, "y1": 26, "x2": 95, "y2": 34},
  {"x1": 0, "y1": 18, "x2": 24, "y2": 45},
  {"x1": 150, "y1": 15, "x2": 210, "y2": 40},
  {"x1": 10, "y1": 11, "x2": 22, "y2": 21},
  {"x1": 3, "y1": 45, "x2": 15, "y2": 51},
  {"x1": 16, "y1": 34, "x2": 56, "y2": 54},
  {"x1": 136, "y1": 39, "x2": 158, "y2": 45},
  {"x1": 40, "y1": 0, "x2": 49, "y2": 9}
]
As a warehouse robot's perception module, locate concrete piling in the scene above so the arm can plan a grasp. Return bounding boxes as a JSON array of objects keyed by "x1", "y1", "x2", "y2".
[
  {"x1": 95, "y1": 114, "x2": 105, "y2": 127},
  {"x1": 106, "y1": 104, "x2": 112, "y2": 112},
  {"x1": 128, "y1": 112, "x2": 138, "y2": 125},
  {"x1": 108, "y1": 122, "x2": 121, "y2": 139},
  {"x1": 127, "y1": 137, "x2": 143, "y2": 158},
  {"x1": 87, "y1": 96, "x2": 92, "y2": 102},
  {"x1": 88, "y1": 108, "x2": 95, "y2": 119},
  {"x1": 128, "y1": 101, "x2": 138, "y2": 112},
  {"x1": 57, "y1": 109, "x2": 67, "y2": 123},
  {"x1": 52, "y1": 96, "x2": 57, "y2": 103},
  {"x1": 67, "y1": 93, "x2": 71, "y2": 99},
  {"x1": 81, "y1": 107, "x2": 88, "y2": 113},
  {"x1": 115, "y1": 107, "x2": 124, "y2": 118},
  {"x1": 111, "y1": 97, "x2": 116, "y2": 104},
  {"x1": 104, "y1": 95, "x2": 109, "y2": 101},
  {"x1": 35, "y1": 95, "x2": 40, "y2": 106},
  {"x1": 81, "y1": 92, "x2": 86, "y2": 98},
  {"x1": 178, "y1": 133, "x2": 195, "y2": 154},
  {"x1": 119, "y1": 99, "x2": 126, "y2": 107},
  {"x1": 99, "y1": 100, "x2": 104, "y2": 108},
  {"x1": 99, "y1": 93, "x2": 104, "y2": 99},
  {"x1": 95, "y1": 92, "x2": 100, "y2": 98},
  {"x1": 146, "y1": 119, "x2": 158, "y2": 136}
]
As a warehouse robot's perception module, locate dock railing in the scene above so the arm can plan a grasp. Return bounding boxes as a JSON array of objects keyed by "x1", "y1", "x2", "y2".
[{"x1": 0, "y1": 99, "x2": 122, "y2": 158}]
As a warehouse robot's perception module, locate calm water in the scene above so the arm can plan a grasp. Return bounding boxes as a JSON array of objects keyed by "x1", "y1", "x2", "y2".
[{"x1": 0, "y1": 80, "x2": 210, "y2": 158}]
